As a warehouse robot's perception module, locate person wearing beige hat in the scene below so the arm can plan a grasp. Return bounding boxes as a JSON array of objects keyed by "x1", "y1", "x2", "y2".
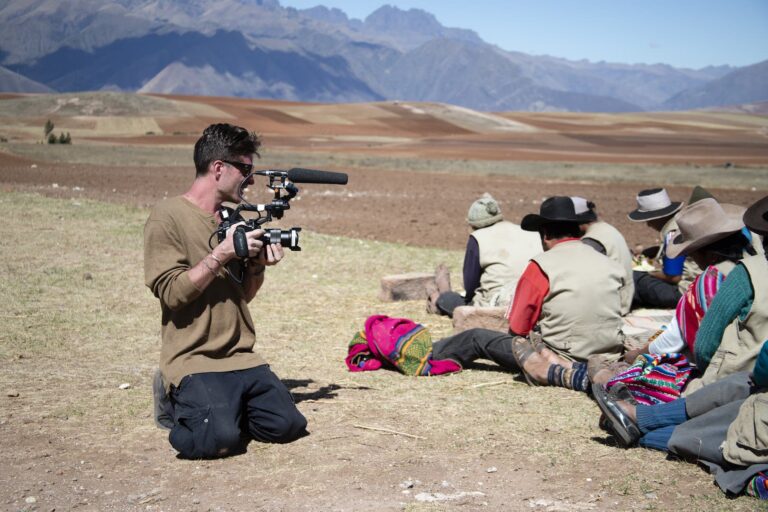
[
  {"x1": 618, "y1": 198, "x2": 755, "y2": 364},
  {"x1": 427, "y1": 193, "x2": 542, "y2": 317}
]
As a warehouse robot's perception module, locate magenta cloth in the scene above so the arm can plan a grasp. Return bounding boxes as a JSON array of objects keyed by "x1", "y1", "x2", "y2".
[
  {"x1": 345, "y1": 315, "x2": 461, "y2": 376},
  {"x1": 675, "y1": 265, "x2": 726, "y2": 354}
]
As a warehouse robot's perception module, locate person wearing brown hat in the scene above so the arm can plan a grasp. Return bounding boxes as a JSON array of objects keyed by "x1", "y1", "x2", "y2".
[
  {"x1": 682, "y1": 194, "x2": 768, "y2": 394},
  {"x1": 507, "y1": 196, "x2": 627, "y2": 390},
  {"x1": 590, "y1": 197, "x2": 768, "y2": 501},
  {"x1": 427, "y1": 193, "x2": 542, "y2": 317},
  {"x1": 628, "y1": 187, "x2": 691, "y2": 309},
  {"x1": 615, "y1": 198, "x2": 755, "y2": 365}
]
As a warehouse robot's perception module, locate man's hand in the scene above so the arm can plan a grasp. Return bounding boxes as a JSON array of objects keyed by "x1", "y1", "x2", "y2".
[{"x1": 255, "y1": 241, "x2": 284, "y2": 267}]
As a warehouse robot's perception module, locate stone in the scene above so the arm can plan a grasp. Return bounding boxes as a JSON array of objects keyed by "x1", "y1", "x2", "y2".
[
  {"x1": 452, "y1": 306, "x2": 507, "y2": 334},
  {"x1": 378, "y1": 273, "x2": 435, "y2": 302}
]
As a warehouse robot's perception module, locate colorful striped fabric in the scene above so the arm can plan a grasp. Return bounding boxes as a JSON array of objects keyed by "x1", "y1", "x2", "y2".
[
  {"x1": 345, "y1": 315, "x2": 461, "y2": 376},
  {"x1": 606, "y1": 353, "x2": 693, "y2": 406},
  {"x1": 746, "y1": 472, "x2": 768, "y2": 499},
  {"x1": 676, "y1": 265, "x2": 726, "y2": 354}
]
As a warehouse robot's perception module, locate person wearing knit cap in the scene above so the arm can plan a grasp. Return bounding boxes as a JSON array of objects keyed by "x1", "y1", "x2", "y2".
[{"x1": 427, "y1": 193, "x2": 541, "y2": 317}]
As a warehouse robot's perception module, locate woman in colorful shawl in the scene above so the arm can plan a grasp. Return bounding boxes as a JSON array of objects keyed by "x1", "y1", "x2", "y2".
[{"x1": 623, "y1": 200, "x2": 757, "y2": 363}]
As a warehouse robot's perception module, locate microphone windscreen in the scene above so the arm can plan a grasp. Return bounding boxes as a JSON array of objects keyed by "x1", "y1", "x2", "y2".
[{"x1": 287, "y1": 168, "x2": 348, "y2": 185}]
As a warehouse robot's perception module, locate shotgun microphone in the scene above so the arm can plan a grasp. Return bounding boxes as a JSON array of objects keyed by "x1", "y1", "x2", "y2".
[{"x1": 287, "y1": 168, "x2": 348, "y2": 185}]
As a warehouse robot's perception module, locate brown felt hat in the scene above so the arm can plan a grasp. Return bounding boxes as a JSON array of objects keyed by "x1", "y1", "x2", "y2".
[
  {"x1": 666, "y1": 198, "x2": 745, "y2": 258},
  {"x1": 744, "y1": 195, "x2": 768, "y2": 236}
]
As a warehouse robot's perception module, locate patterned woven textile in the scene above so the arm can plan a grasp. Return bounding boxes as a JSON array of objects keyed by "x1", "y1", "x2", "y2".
[
  {"x1": 746, "y1": 473, "x2": 768, "y2": 499},
  {"x1": 345, "y1": 315, "x2": 461, "y2": 376},
  {"x1": 676, "y1": 265, "x2": 726, "y2": 354},
  {"x1": 606, "y1": 353, "x2": 693, "y2": 405}
]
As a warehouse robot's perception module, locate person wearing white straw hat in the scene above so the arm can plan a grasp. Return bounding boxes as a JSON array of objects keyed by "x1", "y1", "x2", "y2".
[
  {"x1": 590, "y1": 196, "x2": 768, "y2": 502},
  {"x1": 617, "y1": 198, "x2": 756, "y2": 365},
  {"x1": 628, "y1": 187, "x2": 689, "y2": 309}
]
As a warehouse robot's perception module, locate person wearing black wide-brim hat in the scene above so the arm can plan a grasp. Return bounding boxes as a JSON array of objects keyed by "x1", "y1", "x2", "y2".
[
  {"x1": 628, "y1": 187, "x2": 689, "y2": 309},
  {"x1": 429, "y1": 197, "x2": 627, "y2": 392},
  {"x1": 505, "y1": 196, "x2": 627, "y2": 390}
]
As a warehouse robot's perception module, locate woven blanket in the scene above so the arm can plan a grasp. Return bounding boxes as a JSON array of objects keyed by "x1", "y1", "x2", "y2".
[
  {"x1": 606, "y1": 353, "x2": 692, "y2": 405},
  {"x1": 345, "y1": 315, "x2": 461, "y2": 376},
  {"x1": 676, "y1": 264, "x2": 726, "y2": 354}
]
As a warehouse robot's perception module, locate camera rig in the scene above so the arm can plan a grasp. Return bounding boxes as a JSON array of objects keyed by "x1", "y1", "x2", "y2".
[{"x1": 211, "y1": 167, "x2": 348, "y2": 283}]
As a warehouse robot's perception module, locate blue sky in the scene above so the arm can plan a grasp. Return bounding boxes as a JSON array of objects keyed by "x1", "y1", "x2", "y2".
[{"x1": 280, "y1": 0, "x2": 768, "y2": 69}]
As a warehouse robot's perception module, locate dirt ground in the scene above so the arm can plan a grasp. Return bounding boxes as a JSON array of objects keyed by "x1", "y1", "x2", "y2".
[{"x1": 1, "y1": 93, "x2": 767, "y2": 512}]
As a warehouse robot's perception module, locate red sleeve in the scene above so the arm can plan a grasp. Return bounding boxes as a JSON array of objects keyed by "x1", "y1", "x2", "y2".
[{"x1": 507, "y1": 261, "x2": 549, "y2": 336}]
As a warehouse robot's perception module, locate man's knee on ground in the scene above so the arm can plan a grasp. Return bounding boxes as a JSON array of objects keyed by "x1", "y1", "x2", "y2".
[
  {"x1": 249, "y1": 408, "x2": 308, "y2": 444},
  {"x1": 169, "y1": 415, "x2": 245, "y2": 459}
]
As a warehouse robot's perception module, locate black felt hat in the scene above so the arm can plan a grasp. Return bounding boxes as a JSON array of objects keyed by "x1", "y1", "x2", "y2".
[
  {"x1": 521, "y1": 196, "x2": 583, "y2": 232},
  {"x1": 744, "y1": 195, "x2": 768, "y2": 236}
]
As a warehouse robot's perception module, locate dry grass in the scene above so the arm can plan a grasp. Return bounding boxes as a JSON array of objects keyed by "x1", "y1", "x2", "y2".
[{"x1": 0, "y1": 191, "x2": 763, "y2": 511}]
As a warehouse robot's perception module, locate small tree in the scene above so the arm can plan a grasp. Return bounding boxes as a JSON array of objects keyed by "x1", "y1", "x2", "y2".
[{"x1": 43, "y1": 119, "x2": 54, "y2": 141}]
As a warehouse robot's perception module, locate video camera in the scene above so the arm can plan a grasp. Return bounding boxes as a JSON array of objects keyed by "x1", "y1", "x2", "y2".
[{"x1": 214, "y1": 167, "x2": 348, "y2": 260}]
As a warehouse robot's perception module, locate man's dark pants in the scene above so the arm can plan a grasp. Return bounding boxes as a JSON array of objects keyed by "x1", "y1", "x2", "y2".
[
  {"x1": 169, "y1": 365, "x2": 307, "y2": 459},
  {"x1": 633, "y1": 270, "x2": 682, "y2": 309},
  {"x1": 432, "y1": 328, "x2": 519, "y2": 370}
]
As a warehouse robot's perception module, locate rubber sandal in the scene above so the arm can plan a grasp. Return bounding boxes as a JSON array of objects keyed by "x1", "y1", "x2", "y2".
[{"x1": 591, "y1": 382, "x2": 641, "y2": 447}]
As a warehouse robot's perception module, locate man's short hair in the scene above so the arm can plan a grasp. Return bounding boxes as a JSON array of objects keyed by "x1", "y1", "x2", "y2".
[
  {"x1": 193, "y1": 123, "x2": 261, "y2": 177},
  {"x1": 541, "y1": 221, "x2": 582, "y2": 240}
]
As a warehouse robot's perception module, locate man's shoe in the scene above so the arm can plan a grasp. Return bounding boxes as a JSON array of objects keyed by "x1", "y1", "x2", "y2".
[
  {"x1": 591, "y1": 382, "x2": 641, "y2": 447},
  {"x1": 153, "y1": 369, "x2": 174, "y2": 431},
  {"x1": 510, "y1": 337, "x2": 539, "y2": 386},
  {"x1": 434, "y1": 263, "x2": 451, "y2": 294}
]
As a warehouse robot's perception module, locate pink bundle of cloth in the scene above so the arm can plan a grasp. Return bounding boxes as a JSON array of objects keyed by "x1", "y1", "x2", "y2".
[{"x1": 345, "y1": 315, "x2": 461, "y2": 376}]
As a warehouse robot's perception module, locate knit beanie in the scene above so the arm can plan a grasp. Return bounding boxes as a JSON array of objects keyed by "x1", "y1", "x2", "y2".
[{"x1": 467, "y1": 193, "x2": 503, "y2": 229}]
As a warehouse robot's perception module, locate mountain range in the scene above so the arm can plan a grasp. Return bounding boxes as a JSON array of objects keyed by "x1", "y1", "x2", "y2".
[{"x1": 0, "y1": 0, "x2": 765, "y2": 112}]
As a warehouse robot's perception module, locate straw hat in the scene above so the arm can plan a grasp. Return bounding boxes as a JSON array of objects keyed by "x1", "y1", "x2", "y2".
[{"x1": 628, "y1": 188, "x2": 683, "y2": 222}]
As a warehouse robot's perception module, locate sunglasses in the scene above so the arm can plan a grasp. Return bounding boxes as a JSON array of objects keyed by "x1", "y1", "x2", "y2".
[{"x1": 222, "y1": 160, "x2": 253, "y2": 176}]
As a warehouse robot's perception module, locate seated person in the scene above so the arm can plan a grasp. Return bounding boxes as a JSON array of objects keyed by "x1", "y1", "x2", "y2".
[
  {"x1": 593, "y1": 197, "x2": 768, "y2": 500},
  {"x1": 627, "y1": 187, "x2": 691, "y2": 309},
  {"x1": 593, "y1": 345, "x2": 768, "y2": 499},
  {"x1": 428, "y1": 193, "x2": 541, "y2": 317},
  {"x1": 684, "y1": 195, "x2": 768, "y2": 394},
  {"x1": 573, "y1": 197, "x2": 635, "y2": 315},
  {"x1": 621, "y1": 198, "x2": 756, "y2": 364},
  {"x1": 431, "y1": 197, "x2": 627, "y2": 392}
]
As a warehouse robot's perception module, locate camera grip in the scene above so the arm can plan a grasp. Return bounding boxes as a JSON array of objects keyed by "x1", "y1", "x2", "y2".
[{"x1": 233, "y1": 226, "x2": 249, "y2": 258}]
